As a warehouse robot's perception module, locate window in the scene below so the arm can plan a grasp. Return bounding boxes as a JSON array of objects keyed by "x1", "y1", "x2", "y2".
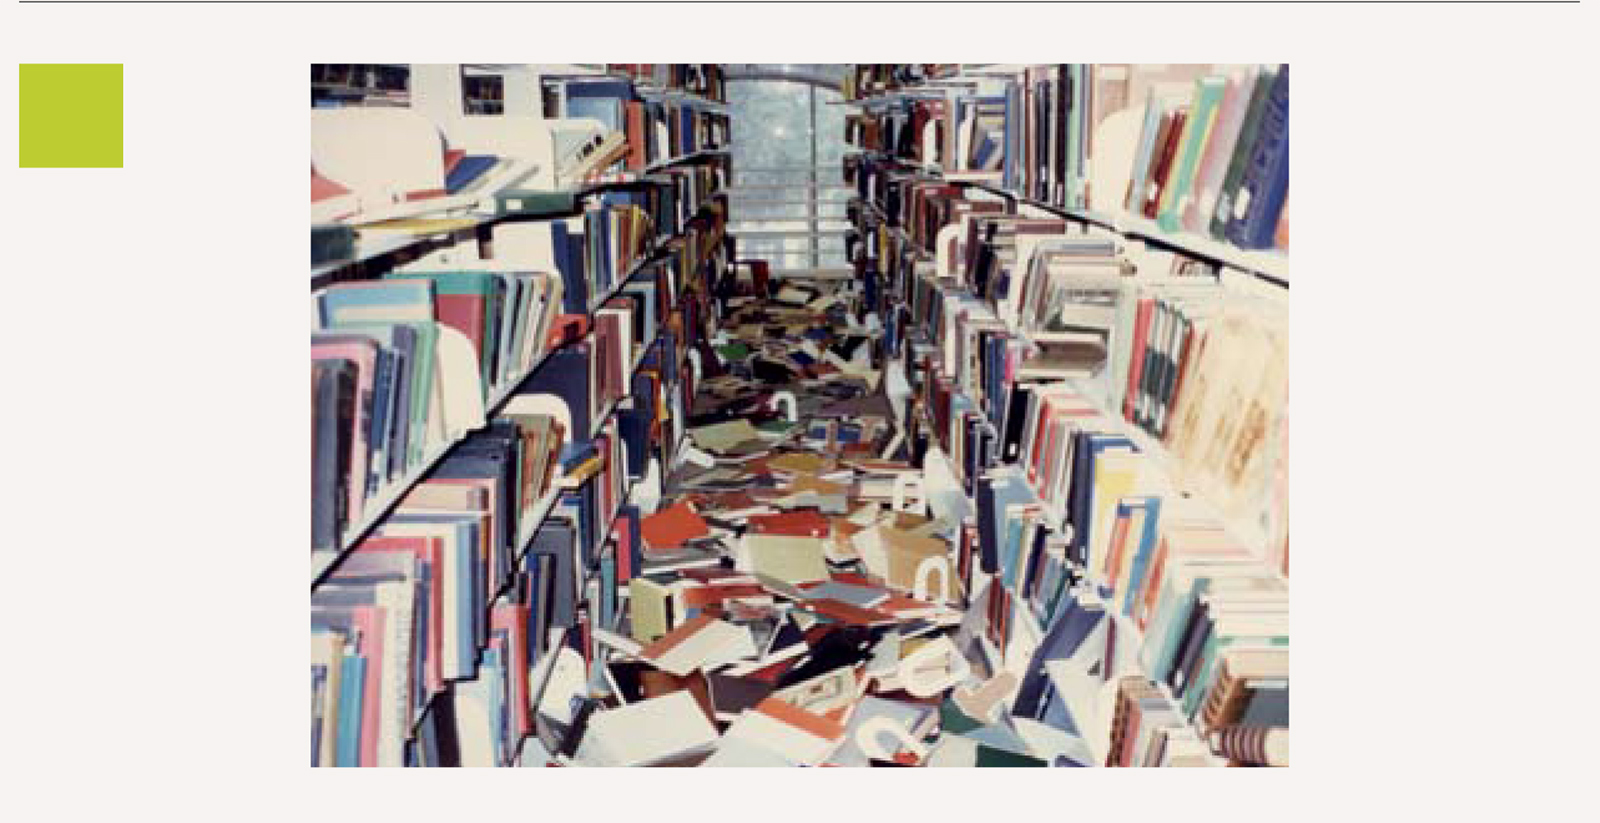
[{"x1": 725, "y1": 74, "x2": 851, "y2": 272}]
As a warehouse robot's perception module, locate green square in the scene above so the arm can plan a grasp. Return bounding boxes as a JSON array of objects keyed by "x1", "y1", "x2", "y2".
[{"x1": 19, "y1": 64, "x2": 124, "y2": 168}]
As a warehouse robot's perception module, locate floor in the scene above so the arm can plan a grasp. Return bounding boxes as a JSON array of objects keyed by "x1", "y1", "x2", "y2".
[{"x1": 580, "y1": 272, "x2": 1041, "y2": 767}]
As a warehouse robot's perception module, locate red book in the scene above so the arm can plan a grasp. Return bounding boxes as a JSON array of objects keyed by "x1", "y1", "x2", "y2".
[
  {"x1": 442, "y1": 148, "x2": 466, "y2": 176},
  {"x1": 804, "y1": 598, "x2": 896, "y2": 626},
  {"x1": 1124, "y1": 298, "x2": 1155, "y2": 421},
  {"x1": 433, "y1": 293, "x2": 487, "y2": 372},
  {"x1": 546, "y1": 314, "x2": 590, "y2": 350},
  {"x1": 747, "y1": 510, "x2": 831, "y2": 538},
  {"x1": 491, "y1": 603, "x2": 532, "y2": 739},
  {"x1": 354, "y1": 535, "x2": 445, "y2": 697},
  {"x1": 680, "y1": 583, "x2": 767, "y2": 609},
  {"x1": 625, "y1": 101, "x2": 648, "y2": 171},
  {"x1": 1143, "y1": 110, "x2": 1188, "y2": 219},
  {"x1": 640, "y1": 500, "x2": 711, "y2": 553}
]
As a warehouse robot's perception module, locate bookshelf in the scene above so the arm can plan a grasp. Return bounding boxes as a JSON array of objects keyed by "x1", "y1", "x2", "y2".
[
  {"x1": 311, "y1": 187, "x2": 726, "y2": 589},
  {"x1": 954, "y1": 180, "x2": 1289, "y2": 287},
  {"x1": 848, "y1": 63, "x2": 1289, "y2": 290},
  {"x1": 316, "y1": 245, "x2": 624, "y2": 585},
  {"x1": 849, "y1": 65, "x2": 1288, "y2": 767}
]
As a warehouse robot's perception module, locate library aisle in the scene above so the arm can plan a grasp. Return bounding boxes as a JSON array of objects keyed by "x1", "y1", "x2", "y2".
[
  {"x1": 634, "y1": 273, "x2": 980, "y2": 766},
  {"x1": 311, "y1": 63, "x2": 1289, "y2": 768}
]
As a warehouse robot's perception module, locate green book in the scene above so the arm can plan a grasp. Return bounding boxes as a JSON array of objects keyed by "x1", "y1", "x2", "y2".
[
  {"x1": 1209, "y1": 67, "x2": 1278, "y2": 240},
  {"x1": 494, "y1": 189, "x2": 582, "y2": 220},
  {"x1": 389, "y1": 321, "x2": 438, "y2": 467},
  {"x1": 940, "y1": 699, "x2": 986, "y2": 735},
  {"x1": 1068, "y1": 64, "x2": 1090, "y2": 208},
  {"x1": 974, "y1": 744, "x2": 1048, "y2": 767}
]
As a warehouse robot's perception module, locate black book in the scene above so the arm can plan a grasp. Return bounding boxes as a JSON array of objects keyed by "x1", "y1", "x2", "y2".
[
  {"x1": 999, "y1": 383, "x2": 1033, "y2": 464},
  {"x1": 1164, "y1": 599, "x2": 1214, "y2": 696},
  {"x1": 312, "y1": 358, "x2": 357, "y2": 550}
]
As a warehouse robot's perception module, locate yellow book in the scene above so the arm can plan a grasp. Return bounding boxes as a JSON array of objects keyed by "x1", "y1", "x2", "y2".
[{"x1": 1088, "y1": 448, "x2": 1142, "y2": 584}]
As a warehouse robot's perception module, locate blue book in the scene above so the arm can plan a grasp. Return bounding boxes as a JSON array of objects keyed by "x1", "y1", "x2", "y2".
[
  {"x1": 1000, "y1": 510, "x2": 1027, "y2": 592},
  {"x1": 529, "y1": 519, "x2": 579, "y2": 628},
  {"x1": 335, "y1": 652, "x2": 366, "y2": 767},
  {"x1": 522, "y1": 344, "x2": 593, "y2": 444},
  {"x1": 975, "y1": 469, "x2": 1033, "y2": 575},
  {"x1": 446, "y1": 154, "x2": 498, "y2": 194},
  {"x1": 1125, "y1": 96, "x2": 1167, "y2": 215},
  {"x1": 482, "y1": 643, "x2": 508, "y2": 764},
  {"x1": 330, "y1": 324, "x2": 416, "y2": 482},
  {"x1": 562, "y1": 78, "x2": 635, "y2": 132},
  {"x1": 315, "y1": 279, "x2": 435, "y2": 329},
  {"x1": 1118, "y1": 496, "x2": 1163, "y2": 617},
  {"x1": 1224, "y1": 65, "x2": 1289, "y2": 250},
  {"x1": 550, "y1": 222, "x2": 589, "y2": 314},
  {"x1": 520, "y1": 552, "x2": 548, "y2": 662}
]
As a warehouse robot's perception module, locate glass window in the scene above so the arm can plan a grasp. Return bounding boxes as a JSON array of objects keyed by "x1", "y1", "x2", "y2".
[{"x1": 726, "y1": 75, "x2": 853, "y2": 273}]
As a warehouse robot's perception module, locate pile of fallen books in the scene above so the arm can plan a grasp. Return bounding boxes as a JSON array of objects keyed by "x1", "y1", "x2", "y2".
[{"x1": 518, "y1": 277, "x2": 1060, "y2": 766}]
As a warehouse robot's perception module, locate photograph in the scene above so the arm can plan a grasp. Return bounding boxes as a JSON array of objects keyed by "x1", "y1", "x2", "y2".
[{"x1": 309, "y1": 63, "x2": 1289, "y2": 768}]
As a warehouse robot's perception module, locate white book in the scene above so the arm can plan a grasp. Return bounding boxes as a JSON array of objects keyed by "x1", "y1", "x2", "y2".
[
  {"x1": 374, "y1": 579, "x2": 414, "y2": 768},
  {"x1": 646, "y1": 618, "x2": 757, "y2": 677},
  {"x1": 574, "y1": 691, "x2": 718, "y2": 767},
  {"x1": 374, "y1": 521, "x2": 464, "y2": 679}
]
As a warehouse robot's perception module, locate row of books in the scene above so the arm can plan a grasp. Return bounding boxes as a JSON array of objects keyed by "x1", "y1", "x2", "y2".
[
  {"x1": 846, "y1": 90, "x2": 1008, "y2": 176},
  {"x1": 1119, "y1": 65, "x2": 1289, "y2": 250},
  {"x1": 541, "y1": 74, "x2": 729, "y2": 171},
  {"x1": 844, "y1": 64, "x2": 1290, "y2": 256},
  {"x1": 313, "y1": 464, "x2": 648, "y2": 767},
  {"x1": 311, "y1": 418, "x2": 569, "y2": 767},
  {"x1": 908, "y1": 247, "x2": 1287, "y2": 564},
  {"x1": 312, "y1": 270, "x2": 562, "y2": 552},
  {"x1": 605, "y1": 63, "x2": 727, "y2": 103},
  {"x1": 859, "y1": 163, "x2": 1287, "y2": 549},
  {"x1": 310, "y1": 182, "x2": 722, "y2": 553},
  {"x1": 909, "y1": 403, "x2": 1289, "y2": 766},
  {"x1": 842, "y1": 64, "x2": 958, "y2": 101}
]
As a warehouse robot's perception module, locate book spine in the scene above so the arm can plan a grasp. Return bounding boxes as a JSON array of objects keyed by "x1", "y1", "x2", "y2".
[
  {"x1": 1224, "y1": 65, "x2": 1290, "y2": 250},
  {"x1": 1143, "y1": 110, "x2": 1188, "y2": 220},
  {"x1": 1209, "y1": 67, "x2": 1277, "y2": 240}
]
